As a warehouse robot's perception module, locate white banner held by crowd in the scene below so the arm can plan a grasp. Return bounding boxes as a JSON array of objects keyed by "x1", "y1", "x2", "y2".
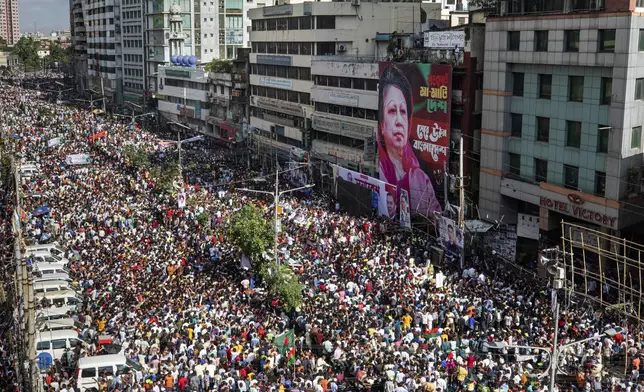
[
  {"x1": 65, "y1": 153, "x2": 92, "y2": 165},
  {"x1": 48, "y1": 137, "x2": 62, "y2": 147}
]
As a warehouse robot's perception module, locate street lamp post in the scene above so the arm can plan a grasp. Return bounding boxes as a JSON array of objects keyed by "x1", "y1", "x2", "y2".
[
  {"x1": 167, "y1": 121, "x2": 202, "y2": 178},
  {"x1": 238, "y1": 167, "x2": 313, "y2": 265}
]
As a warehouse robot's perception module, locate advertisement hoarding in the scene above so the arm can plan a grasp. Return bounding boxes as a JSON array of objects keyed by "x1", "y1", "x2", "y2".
[
  {"x1": 377, "y1": 62, "x2": 451, "y2": 217},
  {"x1": 334, "y1": 165, "x2": 397, "y2": 218},
  {"x1": 424, "y1": 31, "x2": 466, "y2": 49}
]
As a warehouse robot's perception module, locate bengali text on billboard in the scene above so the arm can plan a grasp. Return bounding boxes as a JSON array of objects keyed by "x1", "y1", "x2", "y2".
[{"x1": 377, "y1": 62, "x2": 451, "y2": 217}]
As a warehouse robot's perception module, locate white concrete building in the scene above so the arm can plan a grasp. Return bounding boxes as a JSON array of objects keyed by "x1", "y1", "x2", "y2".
[
  {"x1": 145, "y1": 0, "x2": 249, "y2": 98},
  {"x1": 247, "y1": 0, "x2": 418, "y2": 161},
  {"x1": 157, "y1": 65, "x2": 211, "y2": 132}
]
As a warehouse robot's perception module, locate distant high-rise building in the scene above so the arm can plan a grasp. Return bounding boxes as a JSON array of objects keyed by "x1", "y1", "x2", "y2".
[{"x1": 0, "y1": 0, "x2": 20, "y2": 45}]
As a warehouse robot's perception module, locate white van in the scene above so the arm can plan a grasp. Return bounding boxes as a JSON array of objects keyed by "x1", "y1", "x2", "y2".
[
  {"x1": 36, "y1": 289, "x2": 83, "y2": 311},
  {"x1": 34, "y1": 280, "x2": 73, "y2": 294},
  {"x1": 39, "y1": 318, "x2": 84, "y2": 333},
  {"x1": 20, "y1": 163, "x2": 39, "y2": 180},
  {"x1": 36, "y1": 329, "x2": 85, "y2": 365},
  {"x1": 34, "y1": 264, "x2": 70, "y2": 277},
  {"x1": 34, "y1": 273, "x2": 72, "y2": 284},
  {"x1": 37, "y1": 306, "x2": 74, "y2": 321},
  {"x1": 26, "y1": 243, "x2": 66, "y2": 258},
  {"x1": 28, "y1": 253, "x2": 69, "y2": 266},
  {"x1": 76, "y1": 354, "x2": 141, "y2": 392}
]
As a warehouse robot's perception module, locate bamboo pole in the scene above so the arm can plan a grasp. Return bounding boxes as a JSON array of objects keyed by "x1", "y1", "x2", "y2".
[
  {"x1": 581, "y1": 231, "x2": 588, "y2": 295},
  {"x1": 624, "y1": 238, "x2": 628, "y2": 304},
  {"x1": 568, "y1": 225, "x2": 575, "y2": 300},
  {"x1": 598, "y1": 235, "x2": 604, "y2": 304},
  {"x1": 639, "y1": 251, "x2": 642, "y2": 345}
]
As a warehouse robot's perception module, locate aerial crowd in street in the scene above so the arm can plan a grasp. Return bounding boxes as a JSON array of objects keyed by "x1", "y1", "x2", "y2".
[{"x1": 1, "y1": 74, "x2": 644, "y2": 392}]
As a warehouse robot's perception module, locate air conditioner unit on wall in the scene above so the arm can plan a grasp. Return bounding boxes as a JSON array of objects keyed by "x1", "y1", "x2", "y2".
[
  {"x1": 337, "y1": 44, "x2": 347, "y2": 52},
  {"x1": 351, "y1": 0, "x2": 360, "y2": 6}
]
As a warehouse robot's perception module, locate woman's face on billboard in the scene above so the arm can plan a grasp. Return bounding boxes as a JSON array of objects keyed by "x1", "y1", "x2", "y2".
[{"x1": 381, "y1": 85, "x2": 409, "y2": 154}]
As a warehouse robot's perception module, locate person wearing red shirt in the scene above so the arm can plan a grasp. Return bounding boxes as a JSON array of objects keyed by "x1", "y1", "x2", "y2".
[{"x1": 178, "y1": 375, "x2": 189, "y2": 390}]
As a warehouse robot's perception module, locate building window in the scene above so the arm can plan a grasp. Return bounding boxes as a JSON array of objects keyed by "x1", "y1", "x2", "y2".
[
  {"x1": 569, "y1": 76, "x2": 584, "y2": 102},
  {"x1": 535, "y1": 158, "x2": 548, "y2": 183},
  {"x1": 511, "y1": 113, "x2": 522, "y2": 137},
  {"x1": 597, "y1": 125, "x2": 609, "y2": 153},
  {"x1": 564, "y1": 164, "x2": 579, "y2": 190},
  {"x1": 639, "y1": 29, "x2": 644, "y2": 51},
  {"x1": 636, "y1": 78, "x2": 644, "y2": 100},
  {"x1": 508, "y1": 31, "x2": 520, "y2": 51},
  {"x1": 595, "y1": 171, "x2": 606, "y2": 197},
  {"x1": 539, "y1": 74, "x2": 552, "y2": 99},
  {"x1": 598, "y1": 29, "x2": 616, "y2": 52},
  {"x1": 512, "y1": 72, "x2": 524, "y2": 96},
  {"x1": 601, "y1": 77, "x2": 612, "y2": 105},
  {"x1": 639, "y1": 0, "x2": 644, "y2": 7},
  {"x1": 632, "y1": 126, "x2": 642, "y2": 149},
  {"x1": 534, "y1": 30, "x2": 548, "y2": 51},
  {"x1": 566, "y1": 121, "x2": 582, "y2": 148},
  {"x1": 564, "y1": 30, "x2": 580, "y2": 52},
  {"x1": 537, "y1": 117, "x2": 550, "y2": 142},
  {"x1": 509, "y1": 153, "x2": 521, "y2": 176},
  {"x1": 316, "y1": 16, "x2": 335, "y2": 29}
]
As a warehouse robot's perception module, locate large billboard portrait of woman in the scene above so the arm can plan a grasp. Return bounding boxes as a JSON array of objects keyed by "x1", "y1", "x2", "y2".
[{"x1": 377, "y1": 63, "x2": 452, "y2": 217}]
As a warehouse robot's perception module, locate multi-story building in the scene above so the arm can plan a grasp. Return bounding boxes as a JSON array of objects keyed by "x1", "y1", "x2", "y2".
[
  {"x1": 479, "y1": 0, "x2": 644, "y2": 257},
  {"x1": 156, "y1": 64, "x2": 211, "y2": 131},
  {"x1": 84, "y1": 0, "x2": 120, "y2": 102},
  {"x1": 206, "y1": 48, "x2": 249, "y2": 145},
  {"x1": 247, "y1": 0, "x2": 418, "y2": 165},
  {"x1": 121, "y1": 0, "x2": 146, "y2": 103},
  {"x1": 0, "y1": 0, "x2": 19, "y2": 46},
  {"x1": 145, "y1": 0, "x2": 248, "y2": 99},
  {"x1": 71, "y1": 0, "x2": 88, "y2": 93}
]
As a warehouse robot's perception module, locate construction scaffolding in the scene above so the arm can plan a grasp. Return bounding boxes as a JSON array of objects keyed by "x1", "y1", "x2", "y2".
[{"x1": 560, "y1": 221, "x2": 644, "y2": 322}]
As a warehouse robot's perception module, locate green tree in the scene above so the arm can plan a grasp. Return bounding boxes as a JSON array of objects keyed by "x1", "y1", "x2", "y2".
[
  {"x1": 46, "y1": 41, "x2": 70, "y2": 65},
  {"x1": 124, "y1": 145, "x2": 150, "y2": 168},
  {"x1": 12, "y1": 37, "x2": 40, "y2": 69},
  {"x1": 196, "y1": 211, "x2": 210, "y2": 227},
  {"x1": 205, "y1": 59, "x2": 233, "y2": 73},
  {"x1": 228, "y1": 204, "x2": 274, "y2": 263},
  {"x1": 149, "y1": 163, "x2": 180, "y2": 194},
  {"x1": 260, "y1": 262, "x2": 304, "y2": 310}
]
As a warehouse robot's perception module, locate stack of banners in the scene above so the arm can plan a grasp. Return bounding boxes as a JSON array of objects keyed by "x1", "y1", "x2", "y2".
[
  {"x1": 65, "y1": 153, "x2": 92, "y2": 165},
  {"x1": 47, "y1": 137, "x2": 62, "y2": 147},
  {"x1": 332, "y1": 165, "x2": 397, "y2": 218},
  {"x1": 377, "y1": 62, "x2": 452, "y2": 217},
  {"x1": 437, "y1": 216, "x2": 464, "y2": 255}
]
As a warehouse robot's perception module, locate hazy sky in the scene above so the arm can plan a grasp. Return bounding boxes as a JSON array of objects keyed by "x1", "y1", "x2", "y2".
[{"x1": 20, "y1": 0, "x2": 70, "y2": 33}]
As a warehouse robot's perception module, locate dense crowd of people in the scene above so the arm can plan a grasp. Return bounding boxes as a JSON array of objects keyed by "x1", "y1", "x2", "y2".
[{"x1": 2, "y1": 74, "x2": 644, "y2": 392}]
